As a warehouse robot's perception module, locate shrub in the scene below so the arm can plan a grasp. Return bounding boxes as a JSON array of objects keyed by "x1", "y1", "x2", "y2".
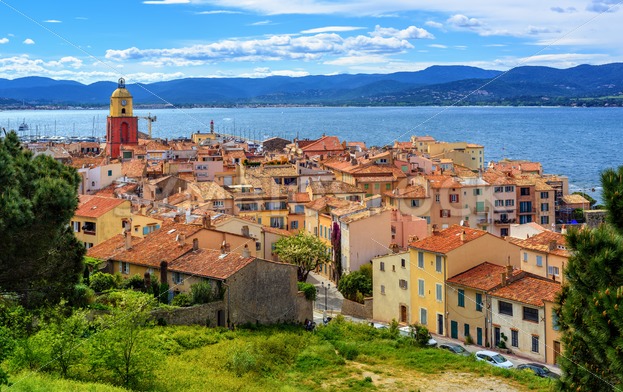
[
  {"x1": 191, "y1": 281, "x2": 212, "y2": 304},
  {"x1": 465, "y1": 334, "x2": 474, "y2": 345},
  {"x1": 230, "y1": 346, "x2": 258, "y2": 376},
  {"x1": 122, "y1": 274, "x2": 145, "y2": 290},
  {"x1": 89, "y1": 272, "x2": 117, "y2": 292},
  {"x1": 338, "y1": 268, "x2": 372, "y2": 303},
  {"x1": 172, "y1": 293, "x2": 192, "y2": 307},
  {"x1": 334, "y1": 341, "x2": 359, "y2": 360},
  {"x1": 158, "y1": 283, "x2": 170, "y2": 304},
  {"x1": 297, "y1": 282, "x2": 317, "y2": 301},
  {"x1": 69, "y1": 283, "x2": 95, "y2": 308}
]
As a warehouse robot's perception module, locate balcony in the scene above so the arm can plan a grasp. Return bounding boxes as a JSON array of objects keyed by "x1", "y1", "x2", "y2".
[
  {"x1": 494, "y1": 218, "x2": 516, "y2": 226},
  {"x1": 472, "y1": 206, "x2": 490, "y2": 214},
  {"x1": 477, "y1": 218, "x2": 491, "y2": 227}
]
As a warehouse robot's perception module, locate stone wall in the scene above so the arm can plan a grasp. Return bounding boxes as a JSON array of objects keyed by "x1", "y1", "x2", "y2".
[
  {"x1": 585, "y1": 209, "x2": 607, "y2": 229},
  {"x1": 296, "y1": 291, "x2": 313, "y2": 323},
  {"x1": 341, "y1": 297, "x2": 373, "y2": 320},
  {"x1": 152, "y1": 301, "x2": 225, "y2": 326}
]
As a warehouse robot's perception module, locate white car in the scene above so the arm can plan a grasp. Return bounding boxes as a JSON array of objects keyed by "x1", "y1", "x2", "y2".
[{"x1": 475, "y1": 350, "x2": 514, "y2": 368}]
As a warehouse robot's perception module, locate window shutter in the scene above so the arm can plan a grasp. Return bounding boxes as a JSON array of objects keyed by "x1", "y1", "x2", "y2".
[
  {"x1": 119, "y1": 262, "x2": 122, "y2": 273},
  {"x1": 143, "y1": 227, "x2": 149, "y2": 235}
]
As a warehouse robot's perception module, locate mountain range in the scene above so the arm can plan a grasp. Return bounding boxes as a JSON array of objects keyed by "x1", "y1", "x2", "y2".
[{"x1": 1, "y1": 63, "x2": 622, "y2": 107}]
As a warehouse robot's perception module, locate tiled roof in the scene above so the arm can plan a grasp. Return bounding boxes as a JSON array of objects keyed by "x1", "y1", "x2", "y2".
[
  {"x1": 410, "y1": 225, "x2": 488, "y2": 254},
  {"x1": 393, "y1": 141, "x2": 414, "y2": 149},
  {"x1": 188, "y1": 182, "x2": 233, "y2": 202},
  {"x1": 300, "y1": 136, "x2": 344, "y2": 152},
  {"x1": 426, "y1": 175, "x2": 462, "y2": 189},
  {"x1": 291, "y1": 192, "x2": 311, "y2": 203},
  {"x1": 340, "y1": 207, "x2": 389, "y2": 224},
  {"x1": 305, "y1": 196, "x2": 352, "y2": 211},
  {"x1": 245, "y1": 164, "x2": 298, "y2": 177},
  {"x1": 69, "y1": 156, "x2": 107, "y2": 169},
  {"x1": 347, "y1": 141, "x2": 367, "y2": 150},
  {"x1": 75, "y1": 195, "x2": 127, "y2": 218},
  {"x1": 169, "y1": 248, "x2": 255, "y2": 280},
  {"x1": 112, "y1": 222, "x2": 202, "y2": 267},
  {"x1": 262, "y1": 226, "x2": 293, "y2": 237},
  {"x1": 309, "y1": 180, "x2": 363, "y2": 195},
  {"x1": 122, "y1": 159, "x2": 147, "y2": 178},
  {"x1": 482, "y1": 169, "x2": 516, "y2": 186},
  {"x1": 447, "y1": 262, "x2": 521, "y2": 291},
  {"x1": 384, "y1": 185, "x2": 428, "y2": 199},
  {"x1": 87, "y1": 234, "x2": 143, "y2": 260},
  {"x1": 515, "y1": 230, "x2": 570, "y2": 257},
  {"x1": 491, "y1": 275, "x2": 561, "y2": 306},
  {"x1": 331, "y1": 203, "x2": 367, "y2": 217},
  {"x1": 562, "y1": 194, "x2": 590, "y2": 205},
  {"x1": 120, "y1": 144, "x2": 147, "y2": 154}
]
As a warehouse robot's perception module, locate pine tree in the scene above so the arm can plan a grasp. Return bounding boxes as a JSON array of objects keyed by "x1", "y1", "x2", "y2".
[
  {"x1": 0, "y1": 131, "x2": 85, "y2": 308},
  {"x1": 556, "y1": 167, "x2": 623, "y2": 391}
]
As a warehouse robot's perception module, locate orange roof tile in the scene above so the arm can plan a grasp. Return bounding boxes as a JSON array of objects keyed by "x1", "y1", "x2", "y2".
[
  {"x1": 301, "y1": 136, "x2": 344, "y2": 152},
  {"x1": 122, "y1": 159, "x2": 147, "y2": 178},
  {"x1": 410, "y1": 225, "x2": 488, "y2": 254},
  {"x1": 75, "y1": 195, "x2": 127, "y2": 218},
  {"x1": 262, "y1": 226, "x2": 293, "y2": 237},
  {"x1": 447, "y1": 262, "x2": 521, "y2": 291},
  {"x1": 169, "y1": 248, "x2": 255, "y2": 280},
  {"x1": 291, "y1": 192, "x2": 311, "y2": 203},
  {"x1": 491, "y1": 275, "x2": 561, "y2": 306},
  {"x1": 514, "y1": 231, "x2": 570, "y2": 257},
  {"x1": 384, "y1": 185, "x2": 427, "y2": 199},
  {"x1": 426, "y1": 175, "x2": 462, "y2": 189},
  {"x1": 87, "y1": 234, "x2": 143, "y2": 260}
]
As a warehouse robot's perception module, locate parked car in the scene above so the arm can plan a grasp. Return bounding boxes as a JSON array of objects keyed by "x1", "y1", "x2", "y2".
[
  {"x1": 475, "y1": 350, "x2": 514, "y2": 368},
  {"x1": 439, "y1": 343, "x2": 471, "y2": 356},
  {"x1": 398, "y1": 325, "x2": 438, "y2": 347},
  {"x1": 517, "y1": 363, "x2": 560, "y2": 379}
]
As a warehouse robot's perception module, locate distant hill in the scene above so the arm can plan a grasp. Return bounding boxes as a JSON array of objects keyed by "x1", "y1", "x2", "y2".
[{"x1": 0, "y1": 63, "x2": 622, "y2": 107}]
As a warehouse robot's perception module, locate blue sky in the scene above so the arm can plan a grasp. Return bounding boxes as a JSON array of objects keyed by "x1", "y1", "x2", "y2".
[{"x1": 0, "y1": 0, "x2": 621, "y2": 83}]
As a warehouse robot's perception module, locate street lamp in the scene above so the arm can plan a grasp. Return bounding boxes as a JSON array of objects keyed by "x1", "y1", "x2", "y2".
[{"x1": 321, "y1": 282, "x2": 330, "y2": 312}]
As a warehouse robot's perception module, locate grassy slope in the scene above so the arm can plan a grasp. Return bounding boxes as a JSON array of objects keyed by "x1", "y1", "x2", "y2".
[{"x1": 4, "y1": 320, "x2": 553, "y2": 392}]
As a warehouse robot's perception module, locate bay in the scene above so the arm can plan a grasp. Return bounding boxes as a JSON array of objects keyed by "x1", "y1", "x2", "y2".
[{"x1": 2, "y1": 106, "x2": 621, "y2": 201}]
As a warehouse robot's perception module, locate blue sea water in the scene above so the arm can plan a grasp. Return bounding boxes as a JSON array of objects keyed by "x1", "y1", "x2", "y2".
[{"x1": 2, "y1": 106, "x2": 621, "y2": 200}]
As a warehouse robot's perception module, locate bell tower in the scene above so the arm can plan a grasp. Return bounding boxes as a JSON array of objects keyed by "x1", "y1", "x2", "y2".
[{"x1": 106, "y1": 78, "x2": 139, "y2": 158}]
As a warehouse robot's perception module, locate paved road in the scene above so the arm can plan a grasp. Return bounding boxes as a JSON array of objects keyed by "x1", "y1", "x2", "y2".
[{"x1": 306, "y1": 271, "x2": 343, "y2": 316}]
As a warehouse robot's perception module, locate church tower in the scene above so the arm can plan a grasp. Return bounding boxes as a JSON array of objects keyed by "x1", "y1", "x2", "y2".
[{"x1": 106, "y1": 78, "x2": 138, "y2": 158}]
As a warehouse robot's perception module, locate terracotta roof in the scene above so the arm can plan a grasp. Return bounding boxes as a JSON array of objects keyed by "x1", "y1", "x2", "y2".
[
  {"x1": 410, "y1": 225, "x2": 488, "y2": 254},
  {"x1": 331, "y1": 203, "x2": 367, "y2": 217},
  {"x1": 87, "y1": 234, "x2": 143, "y2": 260},
  {"x1": 75, "y1": 195, "x2": 127, "y2": 218},
  {"x1": 340, "y1": 207, "x2": 389, "y2": 224},
  {"x1": 514, "y1": 230, "x2": 570, "y2": 257},
  {"x1": 384, "y1": 185, "x2": 428, "y2": 199},
  {"x1": 447, "y1": 262, "x2": 521, "y2": 291},
  {"x1": 347, "y1": 141, "x2": 367, "y2": 150},
  {"x1": 188, "y1": 182, "x2": 233, "y2": 202},
  {"x1": 491, "y1": 275, "x2": 561, "y2": 306},
  {"x1": 300, "y1": 136, "x2": 344, "y2": 152},
  {"x1": 305, "y1": 196, "x2": 352, "y2": 211},
  {"x1": 122, "y1": 159, "x2": 147, "y2": 178},
  {"x1": 291, "y1": 192, "x2": 311, "y2": 203},
  {"x1": 482, "y1": 169, "x2": 516, "y2": 186},
  {"x1": 245, "y1": 164, "x2": 298, "y2": 178},
  {"x1": 393, "y1": 141, "x2": 414, "y2": 149},
  {"x1": 308, "y1": 180, "x2": 363, "y2": 195},
  {"x1": 169, "y1": 248, "x2": 255, "y2": 280},
  {"x1": 562, "y1": 194, "x2": 590, "y2": 205},
  {"x1": 262, "y1": 226, "x2": 293, "y2": 237},
  {"x1": 69, "y1": 156, "x2": 107, "y2": 169},
  {"x1": 120, "y1": 144, "x2": 147, "y2": 154},
  {"x1": 426, "y1": 175, "x2": 462, "y2": 189},
  {"x1": 112, "y1": 222, "x2": 202, "y2": 268}
]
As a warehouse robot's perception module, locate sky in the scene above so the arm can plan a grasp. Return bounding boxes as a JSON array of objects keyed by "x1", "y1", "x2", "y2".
[{"x1": 0, "y1": 0, "x2": 621, "y2": 84}]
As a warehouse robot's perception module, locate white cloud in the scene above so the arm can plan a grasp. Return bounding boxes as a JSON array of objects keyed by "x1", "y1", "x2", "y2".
[
  {"x1": 550, "y1": 6, "x2": 577, "y2": 13},
  {"x1": 454, "y1": 45, "x2": 467, "y2": 50},
  {"x1": 424, "y1": 21, "x2": 443, "y2": 29},
  {"x1": 23, "y1": 39, "x2": 35, "y2": 45},
  {"x1": 0, "y1": 38, "x2": 8, "y2": 44},
  {"x1": 238, "y1": 67, "x2": 309, "y2": 77},
  {"x1": 428, "y1": 44, "x2": 447, "y2": 49},
  {"x1": 370, "y1": 25, "x2": 434, "y2": 39},
  {"x1": 196, "y1": 10, "x2": 242, "y2": 14},
  {"x1": 492, "y1": 53, "x2": 612, "y2": 69},
  {"x1": 250, "y1": 20, "x2": 272, "y2": 26},
  {"x1": 44, "y1": 19, "x2": 62, "y2": 23},
  {"x1": 447, "y1": 14, "x2": 482, "y2": 28},
  {"x1": 324, "y1": 54, "x2": 391, "y2": 66},
  {"x1": 75, "y1": 16, "x2": 88, "y2": 20},
  {"x1": 587, "y1": 0, "x2": 620, "y2": 12},
  {"x1": 526, "y1": 25, "x2": 561, "y2": 35},
  {"x1": 301, "y1": 26, "x2": 365, "y2": 34},
  {"x1": 143, "y1": 0, "x2": 190, "y2": 3}
]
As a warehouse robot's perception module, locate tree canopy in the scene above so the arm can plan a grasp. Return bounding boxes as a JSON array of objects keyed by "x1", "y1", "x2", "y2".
[
  {"x1": 0, "y1": 131, "x2": 84, "y2": 308},
  {"x1": 556, "y1": 166, "x2": 623, "y2": 391},
  {"x1": 273, "y1": 231, "x2": 331, "y2": 282}
]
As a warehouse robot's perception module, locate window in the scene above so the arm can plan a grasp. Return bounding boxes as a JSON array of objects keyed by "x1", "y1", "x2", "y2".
[
  {"x1": 520, "y1": 215, "x2": 533, "y2": 224},
  {"x1": 172, "y1": 272, "x2": 183, "y2": 285},
  {"x1": 495, "y1": 199, "x2": 504, "y2": 207},
  {"x1": 505, "y1": 199, "x2": 514, "y2": 206},
  {"x1": 82, "y1": 222, "x2": 96, "y2": 235},
  {"x1": 411, "y1": 199, "x2": 419, "y2": 207},
  {"x1": 418, "y1": 252, "x2": 424, "y2": 268},
  {"x1": 541, "y1": 216, "x2": 550, "y2": 225},
  {"x1": 536, "y1": 255, "x2": 543, "y2": 267},
  {"x1": 548, "y1": 265, "x2": 560, "y2": 276},
  {"x1": 256, "y1": 241, "x2": 261, "y2": 251},
  {"x1": 435, "y1": 194, "x2": 440, "y2": 202},
  {"x1": 531, "y1": 336, "x2": 540, "y2": 353},
  {"x1": 418, "y1": 279, "x2": 425, "y2": 296},
  {"x1": 440, "y1": 209, "x2": 451, "y2": 218},
  {"x1": 464, "y1": 323, "x2": 470, "y2": 338},
  {"x1": 505, "y1": 186, "x2": 514, "y2": 192},
  {"x1": 449, "y1": 194, "x2": 459, "y2": 203},
  {"x1": 420, "y1": 308, "x2": 428, "y2": 325},
  {"x1": 120, "y1": 262, "x2": 130, "y2": 275},
  {"x1": 291, "y1": 221, "x2": 298, "y2": 229},
  {"x1": 72, "y1": 221, "x2": 80, "y2": 232},
  {"x1": 84, "y1": 242, "x2": 93, "y2": 249},
  {"x1": 523, "y1": 307, "x2": 539, "y2": 323},
  {"x1": 436, "y1": 284, "x2": 442, "y2": 301},
  {"x1": 541, "y1": 191, "x2": 549, "y2": 199},
  {"x1": 511, "y1": 330, "x2": 519, "y2": 347},
  {"x1": 499, "y1": 301, "x2": 513, "y2": 316},
  {"x1": 520, "y1": 187, "x2": 530, "y2": 196},
  {"x1": 107, "y1": 169, "x2": 113, "y2": 176},
  {"x1": 399, "y1": 279, "x2": 408, "y2": 290},
  {"x1": 500, "y1": 228, "x2": 509, "y2": 237},
  {"x1": 458, "y1": 289, "x2": 465, "y2": 307},
  {"x1": 435, "y1": 255, "x2": 442, "y2": 272},
  {"x1": 476, "y1": 293, "x2": 483, "y2": 312},
  {"x1": 380, "y1": 261, "x2": 385, "y2": 271},
  {"x1": 494, "y1": 186, "x2": 503, "y2": 193},
  {"x1": 520, "y1": 201, "x2": 533, "y2": 213},
  {"x1": 270, "y1": 217, "x2": 284, "y2": 228},
  {"x1": 392, "y1": 265, "x2": 396, "y2": 272},
  {"x1": 541, "y1": 203, "x2": 549, "y2": 212},
  {"x1": 401, "y1": 258, "x2": 406, "y2": 268},
  {"x1": 213, "y1": 200, "x2": 224, "y2": 208},
  {"x1": 523, "y1": 252, "x2": 528, "y2": 262},
  {"x1": 386, "y1": 184, "x2": 391, "y2": 191},
  {"x1": 380, "y1": 285, "x2": 385, "y2": 295},
  {"x1": 314, "y1": 227, "x2": 318, "y2": 236}
]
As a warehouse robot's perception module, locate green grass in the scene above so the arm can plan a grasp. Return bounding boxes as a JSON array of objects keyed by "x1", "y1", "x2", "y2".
[{"x1": 2, "y1": 319, "x2": 554, "y2": 392}]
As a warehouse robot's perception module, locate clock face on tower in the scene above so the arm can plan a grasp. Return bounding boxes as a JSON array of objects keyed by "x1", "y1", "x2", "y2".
[{"x1": 121, "y1": 100, "x2": 127, "y2": 106}]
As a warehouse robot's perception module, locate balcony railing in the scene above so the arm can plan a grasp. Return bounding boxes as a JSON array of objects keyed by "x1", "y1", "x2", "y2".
[
  {"x1": 494, "y1": 218, "x2": 516, "y2": 225},
  {"x1": 473, "y1": 206, "x2": 490, "y2": 214}
]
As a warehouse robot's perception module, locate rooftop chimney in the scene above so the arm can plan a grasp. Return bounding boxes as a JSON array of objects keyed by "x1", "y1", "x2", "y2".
[
  {"x1": 124, "y1": 230, "x2": 132, "y2": 250},
  {"x1": 432, "y1": 224, "x2": 440, "y2": 235},
  {"x1": 193, "y1": 238, "x2": 199, "y2": 251},
  {"x1": 500, "y1": 271, "x2": 507, "y2": 287},
  {"x1": 202, "y1": 215, "x2": 212, "y2": 230},
  {"x1": 506, "y1": 264, "x2": 513, "y2": 278},
  {"x1": 176, "y1": 233, "x2": 186, "y2": 246},
  {"x1": 242, "y1": 244, "x2": 251, "y2": 258},
  {"x1": 460, "y1": 230, "x2": 466, "y2": 242},
  {"x1": 548, "y1": 240, "x2": 557, "y2": 251}
]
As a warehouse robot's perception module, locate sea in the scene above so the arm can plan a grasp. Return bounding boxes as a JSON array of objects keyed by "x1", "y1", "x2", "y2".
[{"x1": 2, "y1": 106, "x2": 621, "y2": 201}]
